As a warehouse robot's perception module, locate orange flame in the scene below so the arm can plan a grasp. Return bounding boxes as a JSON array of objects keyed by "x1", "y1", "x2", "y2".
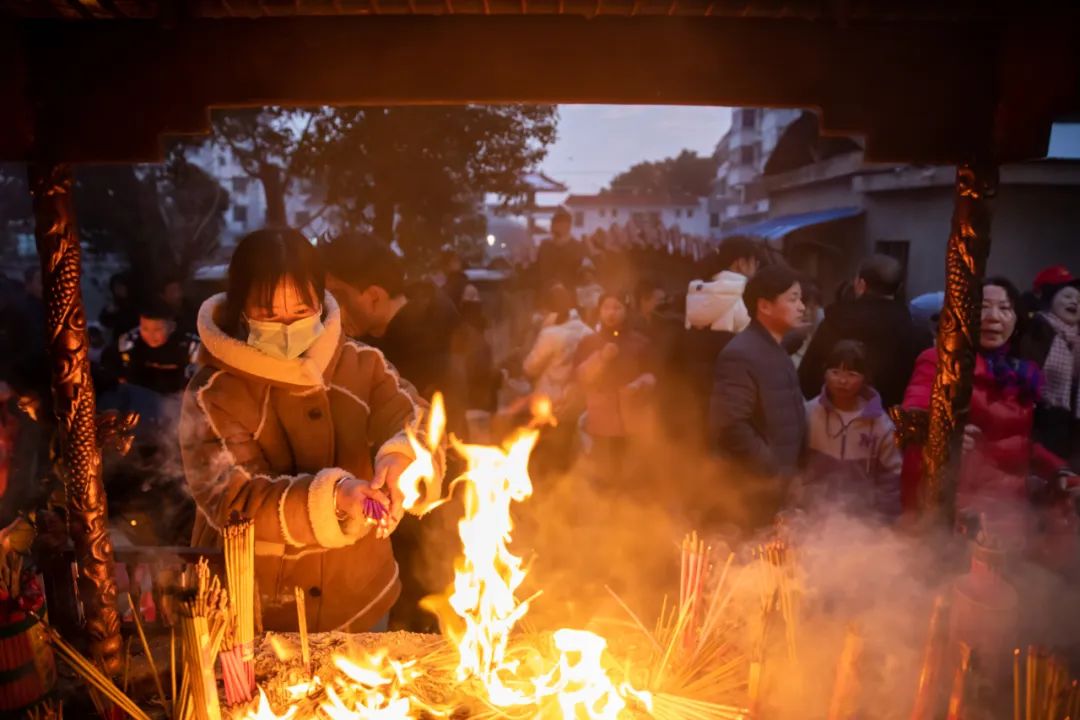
[
  {"x1": 243, "y1": 392, "x2": 649, "y2": 720},
  {"x1": 398, "y1": 392, "x2": 447, "y2": 517},
  {"x1": 436, "y1": 429, "x2": 540, "y2": 706},
  {"x1": 426, "y1": 429, "x2": 650, "y2": 716}
]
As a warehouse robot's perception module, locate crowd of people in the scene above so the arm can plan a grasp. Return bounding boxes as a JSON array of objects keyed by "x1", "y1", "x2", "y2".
[
  {"x1": 512, "y1": 222, "x2": 1080, "y2": 564},
  {"x1": 4, "y1": 206, "x2": 1080, "y2": 634}
]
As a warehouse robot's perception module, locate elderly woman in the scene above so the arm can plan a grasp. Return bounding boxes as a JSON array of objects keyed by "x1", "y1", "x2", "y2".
[
  {"x1": 900, "y1": 277, "x2": 1070, "y2": 520},
  {"x1": 180, "y1": 228, "x2": 439, "y2": 633},
  {"x1": 1020, "y1": 267, "x2": 1080, "y2": 464}
]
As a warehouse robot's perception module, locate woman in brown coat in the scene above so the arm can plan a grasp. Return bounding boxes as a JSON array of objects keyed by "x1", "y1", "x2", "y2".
[{"x1": 180, "y1": 228, "x2": 441, "y2": 633}]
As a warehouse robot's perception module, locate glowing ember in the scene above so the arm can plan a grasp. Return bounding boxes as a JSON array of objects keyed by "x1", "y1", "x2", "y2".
[{"x1": 529, "y1": 394, "x2": 556, "y2": 427}]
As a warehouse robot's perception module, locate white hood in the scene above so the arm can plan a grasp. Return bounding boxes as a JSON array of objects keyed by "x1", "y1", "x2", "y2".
[
  {"x1": 684, "y1": 270, "x2": 751, "y2": 332},
  {"x1": 197, "y1": 291, "x2": 343, "y2": 388}
]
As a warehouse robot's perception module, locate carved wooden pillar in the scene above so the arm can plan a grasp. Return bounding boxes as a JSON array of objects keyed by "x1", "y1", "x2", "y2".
[
  {"x1": 921, "y1": 160, "x2": 998, "y2": 524},
  {"x1": 28, "y1": 162, "x2": 122, "y2": 673}
]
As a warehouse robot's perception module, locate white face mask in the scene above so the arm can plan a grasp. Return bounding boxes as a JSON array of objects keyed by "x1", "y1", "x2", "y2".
[{"x1": 245, "y1": 312, "x2": 324, "y2": 360}]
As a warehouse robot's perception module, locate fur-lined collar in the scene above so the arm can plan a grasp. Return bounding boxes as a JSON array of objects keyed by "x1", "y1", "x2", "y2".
[{"x1": 197, "y1": 292, "x2": 343, "y2": 388}]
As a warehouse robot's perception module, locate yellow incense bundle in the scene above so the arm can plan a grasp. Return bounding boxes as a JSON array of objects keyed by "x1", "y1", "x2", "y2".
[
  {"x1": 223, "y1": 515, "x2": 256, "y2": 692},
  {"x1": 179, "y1": 605, "x2": 222, "y2": 720},
  {"x1": 174, "y1": 559, "x2": 231, "y2": 719}
]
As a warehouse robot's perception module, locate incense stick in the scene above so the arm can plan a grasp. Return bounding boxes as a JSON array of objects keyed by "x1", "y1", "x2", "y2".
[
  {"x1": 127, "y1": 592, "x2": 169, "y2": 716},
  {"x1": 37, "y1": 617, "x2": 151, "y2": 720},
  {"x1": 295, "y1": 586, "x2": 311, "y2": 668},
  {"x1": 1015, "y1": 648, "x2": 1023, "y2": 720},
  {"x1": 170, "y1": 625, "x2": 177, "y2": 714}
]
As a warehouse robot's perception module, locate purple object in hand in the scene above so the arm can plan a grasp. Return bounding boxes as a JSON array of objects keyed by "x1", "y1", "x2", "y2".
[{"x1": 363, "y1": 497, "x2": 388, "y2": 522}]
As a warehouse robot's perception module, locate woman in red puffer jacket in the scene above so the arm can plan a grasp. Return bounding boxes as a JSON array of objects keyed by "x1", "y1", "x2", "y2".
[{"x1": 900, "y1": 277, "x2": 1070, "y2": 517}]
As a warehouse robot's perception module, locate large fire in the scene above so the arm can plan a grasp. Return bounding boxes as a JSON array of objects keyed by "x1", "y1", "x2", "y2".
[{"x1": 242, "y1": 395, "x2": 653, "y2": 719}]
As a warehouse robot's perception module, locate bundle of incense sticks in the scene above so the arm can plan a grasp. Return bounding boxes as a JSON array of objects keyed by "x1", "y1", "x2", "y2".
[
  {"x1": 1015, "y1": 645, "x2": 1079, "y2": 720},
  {"x1": 178, "y1": 600, "x2": 222, "y2": 720},
  {"x1": 679, "y1": 532, "x2": 711, "y2": 650},
  {"x1": 36, "y1": 615, "x2": 150, "y2": 720},
  {"x1": 175, "y1": 559, "x2": 230, "y2": 720},
  {"x1": 755, "y1": 539, "x2": 799, "y2": 664},
  {"x1": 219, "y1": 614, "x2": 248, "y2": 707},
  {"x1": 363, "y1": 497, "x2": 388, "y2": 524},
  {"x1": 223, "y1": 515, "x2": 255, "y2": 697}
]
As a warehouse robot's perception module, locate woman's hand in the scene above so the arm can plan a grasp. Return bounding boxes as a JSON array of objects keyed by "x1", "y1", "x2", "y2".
[
  {"x1": 334, "y1": 477, "x2": 392, "y2": 539},
  {"x1": 371, "y1": 452, "x2": 414, "y2": 535},
  {"x1": 962, "y1": 424, "x2": 982, "y2": 454}
]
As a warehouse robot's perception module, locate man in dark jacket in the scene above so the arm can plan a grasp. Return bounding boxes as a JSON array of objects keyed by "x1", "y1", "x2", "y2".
[
  {"x1": 321, "y1": 233, "x2": 467, "y2": 633},
  {"x1": 711, "y1": 264, "x2": 807, "y2": 529},
  {"x1": 798, "y1": 254, "x2": 930, "y2": 408},
  {"x1": 535, "y1": 207, "x2": 585, "y2": 292},
  {"x1": 321, "y1": 234, "x2": 467, "y2": 427}
]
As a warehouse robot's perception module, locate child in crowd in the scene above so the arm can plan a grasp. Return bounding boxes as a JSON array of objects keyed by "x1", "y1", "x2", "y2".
[{"x1": 803, "y1": 340, "x2": 902, "y2": 519}]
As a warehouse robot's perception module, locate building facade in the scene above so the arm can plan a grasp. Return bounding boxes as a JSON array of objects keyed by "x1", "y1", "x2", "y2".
[
  {"x1": 745, "y1": 113, "x2": 1080, "y2": 299},
  {"x1": 564, "y1": 193, "x2": 710, "y2": 237},
  {"x1": 709, "y1": 107, "x2": 801, "y2": 237},
  {"x1": 186, "y1": 144, "x2": 334, "y2": 245}
]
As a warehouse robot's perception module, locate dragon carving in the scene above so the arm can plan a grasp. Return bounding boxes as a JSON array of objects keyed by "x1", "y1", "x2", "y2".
[
  {"x1": 921, "y1": 161, "x2": 998, "y2": 524},
  {"x1": 29, "y1": 162, "x2": 122, "y2": 674}
]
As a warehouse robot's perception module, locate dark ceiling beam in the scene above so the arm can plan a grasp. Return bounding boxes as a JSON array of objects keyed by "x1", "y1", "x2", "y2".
[{"x1": 3, "y1": 14, "x2": 1077, "y2": 163}]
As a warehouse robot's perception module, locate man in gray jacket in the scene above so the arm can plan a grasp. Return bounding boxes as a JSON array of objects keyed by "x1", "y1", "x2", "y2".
[{"x1": 710, "y1": 264, "x2": 808, "y2": 529}]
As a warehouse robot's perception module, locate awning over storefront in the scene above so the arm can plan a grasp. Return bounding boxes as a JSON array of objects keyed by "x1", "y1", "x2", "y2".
[{"x1": 723, "y1": 206, "x2": 864, "y2": 246}]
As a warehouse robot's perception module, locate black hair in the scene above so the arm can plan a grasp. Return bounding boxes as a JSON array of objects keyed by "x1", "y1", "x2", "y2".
[
  {"x1": 857, "y1": 254, "x2": 904, "y2": 297},
  {"x1": 635, "y1": 276, "x2": 663, "y2": 302},
  {"x1": 552, "y1": 207, "x2": 572, "y2": 226},
  {"x1": 834, "y1": 280, "x2": 855, "y2": 304},
  {"x1": 139, "y1": 298, "x2": 175, "y2": 322},
  {"x1": 224, "y1": 227, "x2": 325, "y2": 336},
  {"x1": 825, "y1": 339, "x2": 870, "y2": 378},
  {"x1": 713, "y1": 235, "x2": 764, "y2": 274},
  {"x1": 599, "y1": 289, "x2": 630, "y2": 310},
  {"x1": 799, "y1": 277, "x2": 822, "y2": 307},
  {"x1": 544, "y1": 283, "x2": 575, "y2": 325},
  {"x1": 744, "y1": 263, "x2": 800, "y2": 320},
  {"x1": 319, "y1": 233, "x2": 405, "y2": 298},
  {"x1": 982, "y1": 275, "x2": 1025, "y2": 346}
]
